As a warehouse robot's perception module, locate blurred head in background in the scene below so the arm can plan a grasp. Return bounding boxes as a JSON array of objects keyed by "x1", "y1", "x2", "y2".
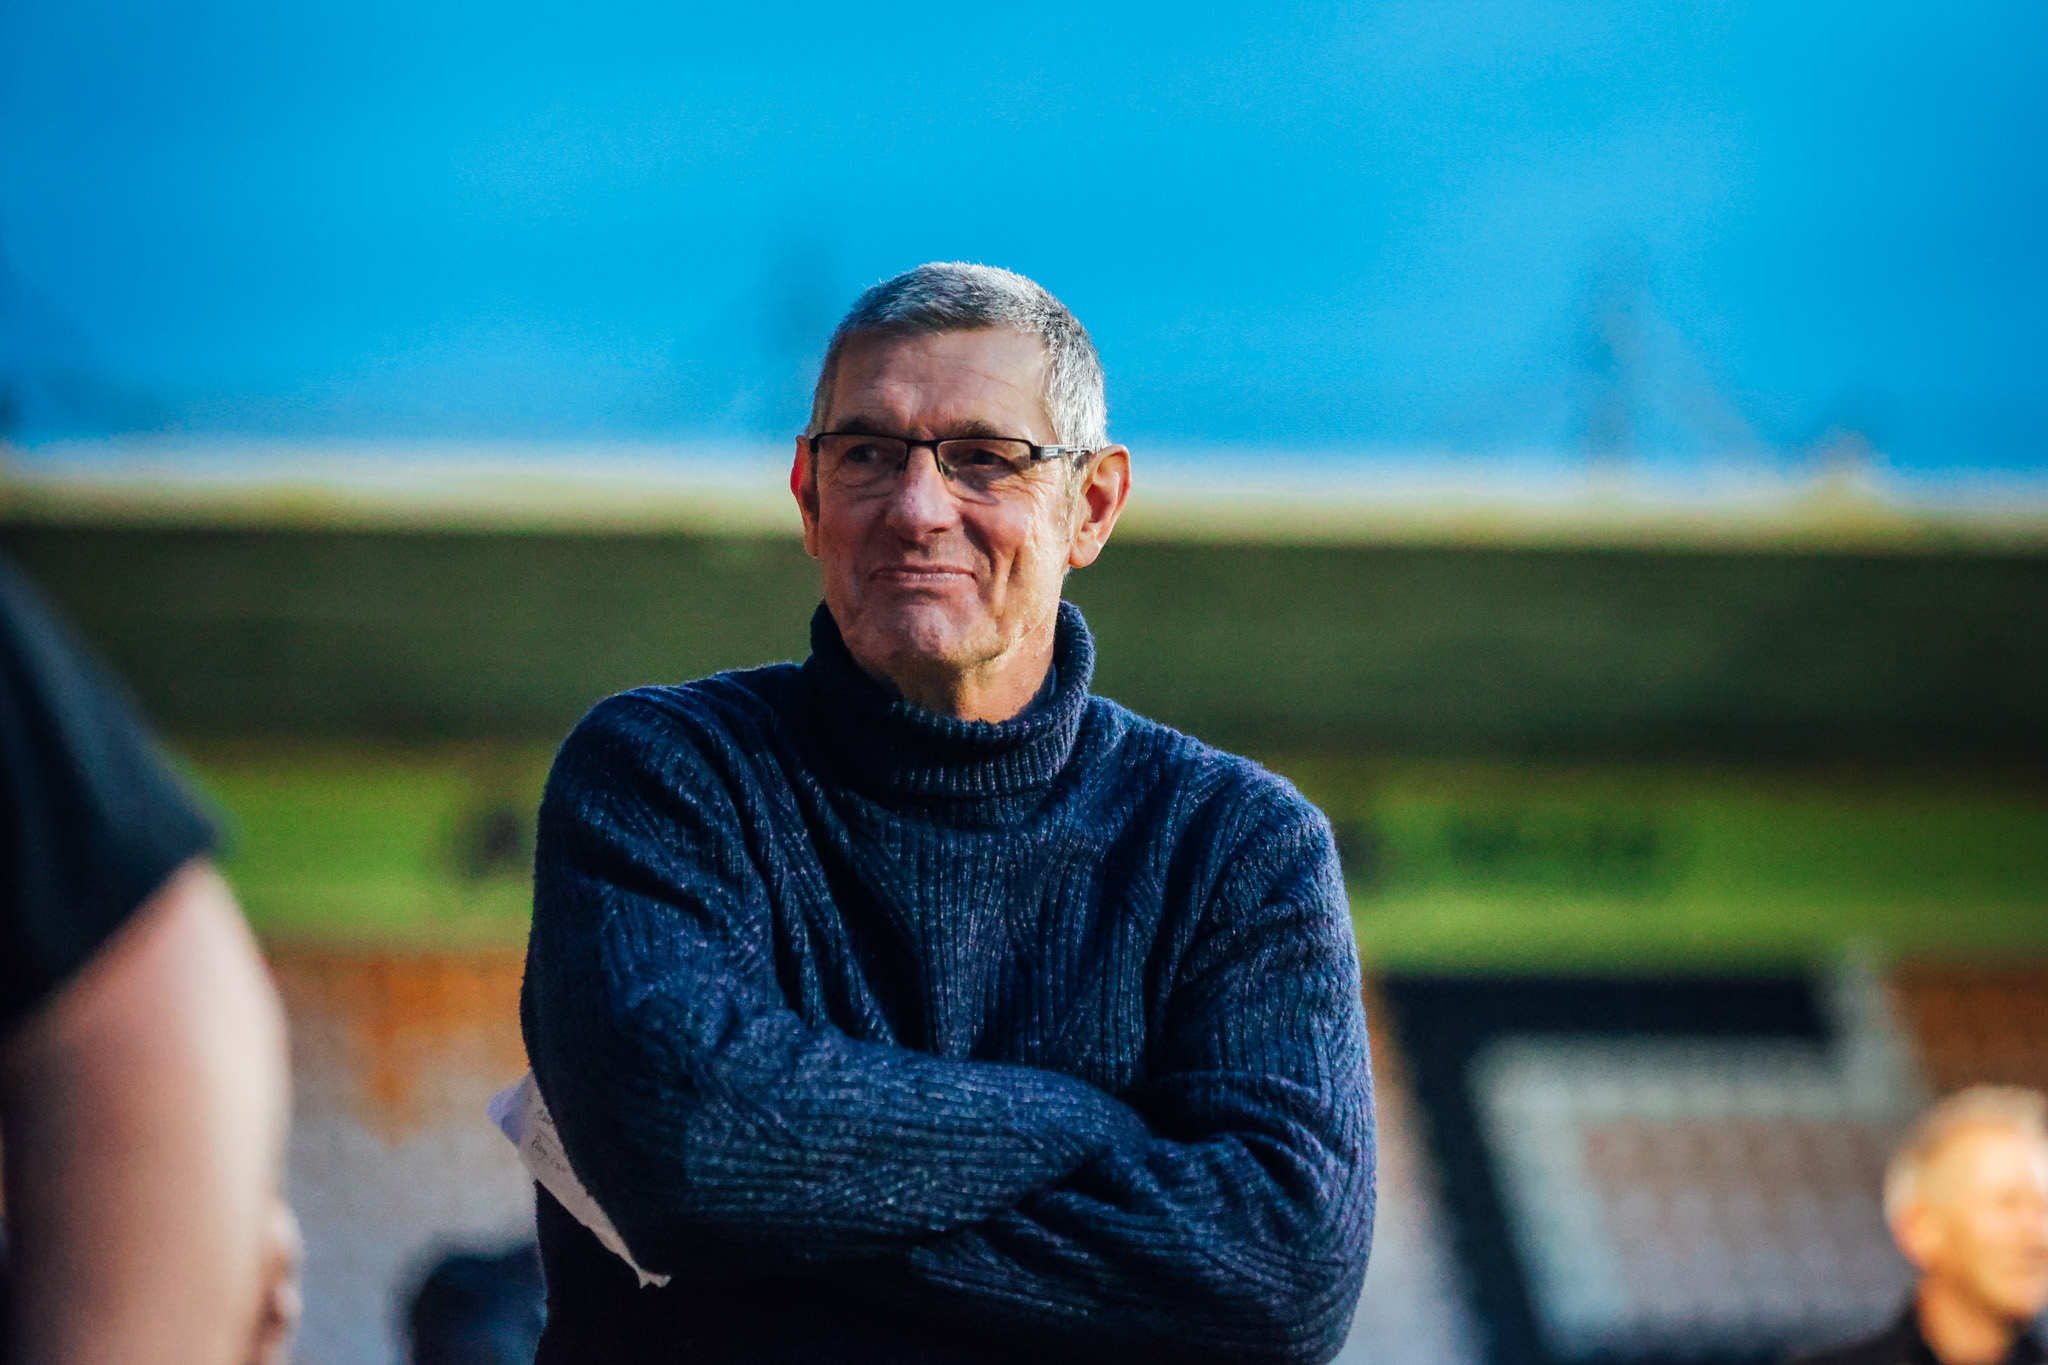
[
  {"x1": 790, "y1": 262, "x2": 1130, "y2": 723},
  {"x1": 1886, "y1": 1087, "x2": 2048, "y2": 1356}
]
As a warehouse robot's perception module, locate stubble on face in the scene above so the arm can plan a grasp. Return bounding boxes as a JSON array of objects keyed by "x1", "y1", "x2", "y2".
[{"x1": 800, "y1": 329, "x2": 1078, "y2": 718}]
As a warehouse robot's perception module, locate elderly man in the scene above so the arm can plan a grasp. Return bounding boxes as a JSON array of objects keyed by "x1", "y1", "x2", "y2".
[
  {"x1": 519, "y1": 263, "x2": 1375, "y2": 1363},
  {"x1": 1793, "y1": 1086, "x2": 2048, "y2": 1365}
]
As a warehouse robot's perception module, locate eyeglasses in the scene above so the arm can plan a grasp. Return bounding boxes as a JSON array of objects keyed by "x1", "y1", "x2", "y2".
[{"x1": 805, "y1": 432, "x2": 1094, "y2": 503}]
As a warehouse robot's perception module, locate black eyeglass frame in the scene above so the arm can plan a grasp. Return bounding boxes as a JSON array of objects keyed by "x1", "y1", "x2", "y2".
[{"x1": 804, "y1": 431, "x2": 1097, "y2": 476}]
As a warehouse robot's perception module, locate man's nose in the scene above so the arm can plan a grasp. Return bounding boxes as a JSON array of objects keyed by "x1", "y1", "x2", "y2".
[{"x1": 883, "y1": 446, "x2": 961, "y2": 537}]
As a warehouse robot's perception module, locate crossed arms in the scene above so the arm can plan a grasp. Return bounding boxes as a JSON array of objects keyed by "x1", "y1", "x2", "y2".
[{"x1": 520, "y1": 696, "x2": 1375, "y2": 1363}]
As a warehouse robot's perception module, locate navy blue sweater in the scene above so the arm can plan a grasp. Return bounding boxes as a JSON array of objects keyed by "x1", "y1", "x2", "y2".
[{"x1": 520, "y1": 602, "x2": 1374, "y2": 1364}]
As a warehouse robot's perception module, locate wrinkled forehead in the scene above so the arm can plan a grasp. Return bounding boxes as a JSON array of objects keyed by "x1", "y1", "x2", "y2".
[{"x1": 824, "y1": 329, "x2": 1054, "y2": 442}]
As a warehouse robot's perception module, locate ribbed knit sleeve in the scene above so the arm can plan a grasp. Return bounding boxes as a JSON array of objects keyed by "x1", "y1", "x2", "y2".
[
  {"x1": 855, "y1": 784, "x2": 1375, "y2": 1365},
  {"x1": 521, "y1": 691, "x2": 1153, "y2": 1281}
]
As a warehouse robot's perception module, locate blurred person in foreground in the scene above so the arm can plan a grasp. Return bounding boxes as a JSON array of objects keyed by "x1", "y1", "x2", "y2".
[
  {"x1": 520, "y1": 263, "x2": 1375, "y2": 1364},
  {"x1": 0, "y1": 557, "x2": 299, "y2": 1364},
  {"x1": 1792, "y1": 1087, "x2": 2048, "y2": 1365}
]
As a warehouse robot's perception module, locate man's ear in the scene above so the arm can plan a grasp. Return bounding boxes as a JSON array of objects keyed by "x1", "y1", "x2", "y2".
[
  {"x1": 791, "y1": 438, "x2": 821, "y2": 558},
  {"x1": 1892, "y1": 1203, "x2": 1942, "y2": 1275},
  {"x1": 1067, "y1": 446, "x2": 1131, "y2": 570}
]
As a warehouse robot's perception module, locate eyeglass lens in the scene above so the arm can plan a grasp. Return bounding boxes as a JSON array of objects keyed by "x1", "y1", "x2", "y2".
[{"x1": 816, "y1": 436, "x2": 1040, "y2": 501}]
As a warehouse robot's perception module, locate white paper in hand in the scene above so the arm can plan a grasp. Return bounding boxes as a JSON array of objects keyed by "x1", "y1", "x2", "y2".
[{"x1": 488, "y1": 1071, "x2": 671, "y2": 1289}]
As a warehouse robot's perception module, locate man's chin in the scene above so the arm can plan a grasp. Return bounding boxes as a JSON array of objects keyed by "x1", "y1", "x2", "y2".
[
  {"x1": 848, "y1": 604, "x2": 994, "y2": 674},
  {"x1": 2003, "y1": 1285, "x2": 2048, "y2": 1322}
]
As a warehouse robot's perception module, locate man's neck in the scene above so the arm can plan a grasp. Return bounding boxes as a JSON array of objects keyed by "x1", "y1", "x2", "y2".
[
  {"x1": 859, "y1": 619, "x2": 1058, "y2": 724},
  {"x1": 1918, "y1": 1280, "x2": 2025, "y2": 1365}
]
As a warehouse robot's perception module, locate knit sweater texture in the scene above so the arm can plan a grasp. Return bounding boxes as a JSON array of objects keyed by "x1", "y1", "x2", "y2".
[{"x1": 519, "y1": 602, "x2": 1375, "y2": 1364}]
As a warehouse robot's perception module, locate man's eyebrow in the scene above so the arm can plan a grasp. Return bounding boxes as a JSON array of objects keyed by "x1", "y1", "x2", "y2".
[
  {"x1": 826, "y1": 415, "x2": 895, "y2": 436},
  {"x1": 823, "y1": 415, "x2": 1033, "y2": 441}
]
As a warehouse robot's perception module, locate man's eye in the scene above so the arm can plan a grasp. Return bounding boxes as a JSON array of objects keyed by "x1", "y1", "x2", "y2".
[
  {"x1": 841, "y1": 443, "x2": 886, "y2": 465},
  {"x1": 953, "y1": 445, "x2": 1009, "y2": 468}
]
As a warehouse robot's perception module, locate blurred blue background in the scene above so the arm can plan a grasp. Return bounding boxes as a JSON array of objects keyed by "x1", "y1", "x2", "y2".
[{"x1": 2, "y1": 0, "x2": 2043, "y2": 477}]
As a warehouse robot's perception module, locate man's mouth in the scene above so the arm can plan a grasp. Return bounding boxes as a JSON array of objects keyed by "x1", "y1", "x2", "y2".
[{"x1": 872, "y1": 563, "x2": 976, "y2": 586}]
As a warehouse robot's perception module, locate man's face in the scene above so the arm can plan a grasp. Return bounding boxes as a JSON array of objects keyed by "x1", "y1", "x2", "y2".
[
  {"x1": 791, "y1": 328, "x2": 1121, "y2": 706},
  {"x1": 1899, "y1": 1124, "x2": 2048, "y2": 1324}
]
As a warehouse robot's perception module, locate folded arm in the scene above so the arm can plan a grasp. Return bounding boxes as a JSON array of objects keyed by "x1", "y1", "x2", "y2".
[
  {"x1": 521, "y1": 695, "x2": 1151, "y2": 1280},
  {"x1": 855, "y1": 803, "x2": 1376, "y2": 1365}
]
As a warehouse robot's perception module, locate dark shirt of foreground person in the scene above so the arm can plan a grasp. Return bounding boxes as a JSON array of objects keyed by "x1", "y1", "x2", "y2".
[
  {"x1": 519, "y1": 263, "x2": 1376, "y2": 1365},
  {"x1": 0, "y1": 555, "x2": 216, "y2": 1035}
]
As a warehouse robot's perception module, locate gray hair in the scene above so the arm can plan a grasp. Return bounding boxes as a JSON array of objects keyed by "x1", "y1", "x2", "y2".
[
  {"x1": 1883, "y1": 1085, "x2": 2048, "y2": 1222},
  {"x1": 806, "y1": 262, "x2": 1108, "y2": 450}
]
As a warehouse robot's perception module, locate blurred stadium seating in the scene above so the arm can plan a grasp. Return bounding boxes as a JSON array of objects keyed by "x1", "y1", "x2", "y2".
[
  {"x1": 1334, "y1": 986, "x2": 1487, "y2": 1365},
  {"x1": 274, "y1": 951, "x2": 534, "y2": 1363},
  {"x1": 1340, "y1": 963, "x2": 2048, "y2": 1365}
]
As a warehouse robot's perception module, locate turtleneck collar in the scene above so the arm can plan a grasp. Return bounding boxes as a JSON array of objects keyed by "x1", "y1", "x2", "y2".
[{"x1": 799, "y1": 600, "x2": 1094, "y2": 809}]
